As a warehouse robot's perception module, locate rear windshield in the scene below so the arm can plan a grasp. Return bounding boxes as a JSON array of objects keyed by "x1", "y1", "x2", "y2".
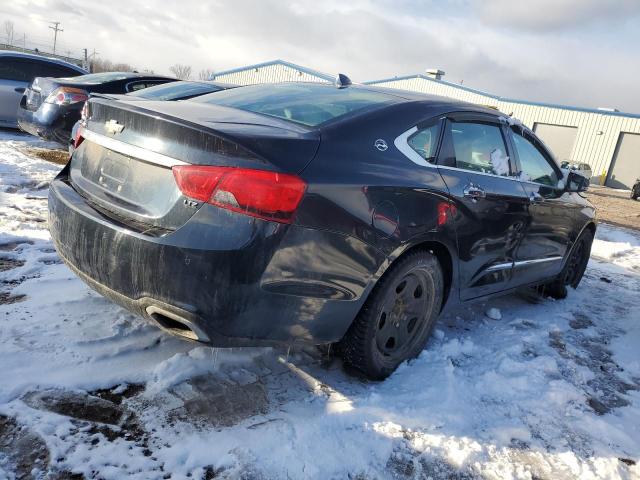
[
  {"x1": 128, "y1": 81, "x2": 223, "y2": 100},
  {"x1": 57, "y1": 72, "x2": 135, "y2": 84},
  {"x1": 192, "y1": 83, "x2": 397, "y2": 126}
]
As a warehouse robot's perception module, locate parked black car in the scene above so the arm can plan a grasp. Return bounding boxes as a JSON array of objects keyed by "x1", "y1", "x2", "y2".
[
  {"x1": 632, "y1": 179, "x2": 640, "y2": 200},
  {"x1": 48, "y1": 82, "x2": 596, "y2": 379},
  {"x1": 17, "y1": 72, "x2": 176, "y2": 144},
  {"x1": 126, "y1": 80, "x2": 235, "y2": 101}
]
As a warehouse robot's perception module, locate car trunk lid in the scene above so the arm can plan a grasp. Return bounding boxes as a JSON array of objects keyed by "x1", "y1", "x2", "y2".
[{"x1": 68, "y1": 97, "x2": 319, "y2": 233}]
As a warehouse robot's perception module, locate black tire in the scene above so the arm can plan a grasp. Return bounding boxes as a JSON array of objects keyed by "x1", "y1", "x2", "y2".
[
  {"x1": 540, "y1": 229, "x2": 594, "y2": 299},
  {"x1": 341, "y1": 250, "x2": 444, "y2": 380}
]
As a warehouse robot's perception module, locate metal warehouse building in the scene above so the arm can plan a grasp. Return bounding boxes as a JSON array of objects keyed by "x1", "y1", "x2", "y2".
[{"x1": 212, "y1": 60, "x2": 640, "y2": 190}]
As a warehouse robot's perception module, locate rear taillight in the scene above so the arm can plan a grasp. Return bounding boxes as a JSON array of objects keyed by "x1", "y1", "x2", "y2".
[
  {"x1": 172, "y1": 166, "x2": 306, "y2": 224},
  {"x1": 73, "y1": 124, "x2": 84, "y2": 150},
  {"x1": 45, "y1": 87, "x2": 89, "y2": 106}
]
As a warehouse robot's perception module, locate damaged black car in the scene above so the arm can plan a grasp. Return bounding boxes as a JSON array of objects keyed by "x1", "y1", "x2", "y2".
[{"x1": 48, "y1": 82, "x2": 596, "y2": 379}]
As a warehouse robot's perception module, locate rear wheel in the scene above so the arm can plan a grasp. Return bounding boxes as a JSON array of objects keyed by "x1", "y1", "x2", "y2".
[
  {"x1": 540, "y1": 229, "x2": 593, "y2": 299},
  {"x1": 341, "y1": 251, "x2": 443, "y2": 380}
]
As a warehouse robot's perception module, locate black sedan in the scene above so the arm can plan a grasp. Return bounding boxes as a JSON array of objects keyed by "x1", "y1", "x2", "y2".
[
  {"x1": 17, "y1": 72, "x2": 176, "y2": 144},
  {"x1": 126, "y1": 80, "x2": 235, "y2": 101},
  {"x1": 48, "y1": 82, "x2": 596, "y2": 379}
]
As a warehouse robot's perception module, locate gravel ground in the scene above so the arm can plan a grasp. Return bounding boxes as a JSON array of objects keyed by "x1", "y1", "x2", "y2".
[{"x1": 586, "y1": 185, "x2": 640, "y2": 231}]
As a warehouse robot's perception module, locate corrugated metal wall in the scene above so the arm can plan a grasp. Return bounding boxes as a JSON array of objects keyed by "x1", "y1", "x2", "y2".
[
  {"x1": 367, "y1": 77, "x2": 640, "y2": 183},
  {"x1": 212, "y1": 63, "x2": 330, "y2": 85}
]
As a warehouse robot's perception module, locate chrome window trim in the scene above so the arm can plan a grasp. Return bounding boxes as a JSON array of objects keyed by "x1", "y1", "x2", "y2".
[
  {"x1": 437, "y1": 165, "x2": 521, "y2": 182},
  {"x1": 81, "y1": 129, "x2": 187, "y2": 168},
  {"x1": 394, "y1": 126, "x2": 436, "y2": 168}
]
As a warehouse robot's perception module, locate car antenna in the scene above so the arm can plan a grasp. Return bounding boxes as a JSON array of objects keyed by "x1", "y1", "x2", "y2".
[{"x1": 335, "y1": 73, "x2": 352, "y2": 89}]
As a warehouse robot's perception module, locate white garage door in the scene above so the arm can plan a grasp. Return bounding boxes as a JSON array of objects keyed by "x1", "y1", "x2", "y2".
[
  {"x1": 533, "y1": 123, "x2": 578, "y2": 163},
  {"x1": 606, "y1": 132, "x2": 640, "y2": 190}
]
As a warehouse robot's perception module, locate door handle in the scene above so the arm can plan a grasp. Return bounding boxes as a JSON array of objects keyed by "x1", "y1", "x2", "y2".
[
  {"x1": 14, "y1": 87, "x2": 26, "y2": 94},
  {"x1": 463, "y1": 183, "x2": 486, "y2": 202},
  {"x1": 529, "y1": 192, "x2": 544, "y2": 203}
]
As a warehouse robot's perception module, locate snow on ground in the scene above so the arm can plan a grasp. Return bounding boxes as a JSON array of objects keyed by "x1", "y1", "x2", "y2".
[{"x1": 1, "y1": 129, "x2": 639, "y2": 479}]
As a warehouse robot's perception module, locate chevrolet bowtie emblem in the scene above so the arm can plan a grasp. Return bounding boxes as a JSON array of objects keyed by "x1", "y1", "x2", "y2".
[{"x1": 105, "y1": 119, "x2": 124, "y2": 134}]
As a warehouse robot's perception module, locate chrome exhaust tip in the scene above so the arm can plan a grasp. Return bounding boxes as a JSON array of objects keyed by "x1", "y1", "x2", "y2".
[{"x1": 145, "y1": 305, "x2": 210, "y2": 343}]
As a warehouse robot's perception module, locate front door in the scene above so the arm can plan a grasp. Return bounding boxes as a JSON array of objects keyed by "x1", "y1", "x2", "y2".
[
  {"x1": 508, "y1": 127, "x2": 575, "y2": 286},
  {"x1": 437, "y1": 113, "x2": 529, "y2": 300}
]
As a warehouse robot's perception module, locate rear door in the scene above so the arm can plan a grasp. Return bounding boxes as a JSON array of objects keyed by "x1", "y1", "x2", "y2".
[
  {"x1": 436, "y1": 113, "x2": 529, "y2": 300},
  {"x1": 508, "y1": 127, "x2": 575, "y2": 285}
]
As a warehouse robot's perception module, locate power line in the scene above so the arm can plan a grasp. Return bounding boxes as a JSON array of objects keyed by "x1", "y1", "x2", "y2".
[{"x1": 48, "y1": 21, "x2": 63, "y2": 54}]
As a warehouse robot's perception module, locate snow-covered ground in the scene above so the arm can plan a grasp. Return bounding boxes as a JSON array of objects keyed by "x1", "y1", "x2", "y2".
[{"x1": 1, "y1": 129, "x2": 639, "y2": 479}]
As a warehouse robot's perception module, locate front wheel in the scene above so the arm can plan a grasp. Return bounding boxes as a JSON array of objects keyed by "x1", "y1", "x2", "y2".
[
  {"x1": 341, "y1": 251, "x2": 444, "y2": 380},
  {"x1": 540, "y1": 229, "x2": 594, "y2": 299}
]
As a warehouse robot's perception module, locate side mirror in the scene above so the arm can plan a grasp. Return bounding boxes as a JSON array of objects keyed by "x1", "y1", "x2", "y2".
[{"x1": 565, "y1": 170, "x2": 589, "y2": 192}]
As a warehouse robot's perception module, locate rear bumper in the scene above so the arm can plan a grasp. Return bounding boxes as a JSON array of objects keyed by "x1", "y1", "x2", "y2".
[
  {"x1": 17, "y1": 102, "x2": 79, "y2": 144},
  {"x1": 48, "y1": 176, "x2": 384, "y2": 346}
]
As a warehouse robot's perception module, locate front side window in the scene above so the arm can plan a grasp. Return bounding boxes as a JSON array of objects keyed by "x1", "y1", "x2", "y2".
[
  {"x1": 448, "y1": 121, "x2": 512, "y2": 176},
  {"x1": 512, "y1": 131, "x2": 559, "y2": 186},
  {"x1": 407, "y1": 124, "x2": 440, "y2": 163}
]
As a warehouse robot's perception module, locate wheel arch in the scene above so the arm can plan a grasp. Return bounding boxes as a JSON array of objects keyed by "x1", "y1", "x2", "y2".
[{"x1": 369, "y1": 237, "x2": 458, "y2": 313}]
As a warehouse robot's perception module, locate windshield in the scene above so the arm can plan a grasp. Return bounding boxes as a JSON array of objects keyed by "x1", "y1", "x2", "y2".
[
  {"x1": 57, "y1": 72, "x2": 136, "y2": 84},
  {"x1": 192, "y1": 83, "x2": 397, "y2": 126},
  {"x1": 128, "y1": 81, "x2": 223, "y2": 100}
]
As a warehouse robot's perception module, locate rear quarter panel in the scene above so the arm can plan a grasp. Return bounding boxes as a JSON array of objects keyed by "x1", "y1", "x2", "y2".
[{"x1": 295, "y1": 103, "x2": 459, "y2": 304}]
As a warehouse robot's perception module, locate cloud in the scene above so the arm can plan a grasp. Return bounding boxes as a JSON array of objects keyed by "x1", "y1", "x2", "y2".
[
  {"x1": 472, "y1": 0, "x2": 640, "y2": 31},
  {"x1": 1, "y1": 0, "x2": 639, "y2": 112}
]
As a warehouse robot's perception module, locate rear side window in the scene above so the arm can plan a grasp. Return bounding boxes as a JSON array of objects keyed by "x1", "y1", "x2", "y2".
[
  {"x1": 193, "y1": 83, "x2": 397, "y2": 127},
  {"x1": 512, "y1": 131, "x2": 559, "y2": 186},
  {"x1": 407, "y1": 124, "x2": 440, "y2": 163},
  {"x1": 448, "y1": 121, "x2": 512, "y2": 176}
]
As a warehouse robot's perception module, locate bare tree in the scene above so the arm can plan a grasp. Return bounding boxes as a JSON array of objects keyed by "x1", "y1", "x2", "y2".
[
  {"x1": 169, "y1": 64, "x2": 192, "y2": 80},
  {"x1": 4, "y1": 20, "x2": 15, "y2": 45},
  {"x1": 90, "y1": 58, "x2": 136, "y2": 73},
  {"x1": 198, "y1": 68, "x2": 215, "y2": 81}
]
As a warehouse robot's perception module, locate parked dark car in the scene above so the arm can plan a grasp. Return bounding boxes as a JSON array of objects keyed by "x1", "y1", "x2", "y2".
[
  {"x1": 17, "y1": 72, "x2": 176, "y2": 144},
  {"x1": 632, "y1": 179, "x2": 640, "y2": 200},
  {"x1": 48, "y1": 82, "x2": 596, "y2": 379},
  {"x1": 126, "y1": 80, "x2": 235, "y2": 101},
  {"x1": 0, "y1": 50, "x2": 86, "y2": 128}
]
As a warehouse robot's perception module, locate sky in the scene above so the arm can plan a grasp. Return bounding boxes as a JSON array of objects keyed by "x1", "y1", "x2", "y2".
[{"x1": 2, "y1": 0, "x2": 640, "y2": 112}]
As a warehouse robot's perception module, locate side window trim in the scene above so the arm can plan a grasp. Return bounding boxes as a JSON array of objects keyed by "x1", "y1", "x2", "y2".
[
  {"x1": 436, "y1": 113, "x2": 518, "y2": 179},
  {"x1": 394, "y1": 116, "x2": 445, "y2": 168}
]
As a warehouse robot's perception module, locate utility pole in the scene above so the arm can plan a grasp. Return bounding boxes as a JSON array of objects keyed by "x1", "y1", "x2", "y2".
[
  {"x1": 88, "y1": 48, "x2": 98, "y2": 72},
  {"x1": 48, "y1": 21, "x2": 63, "y2": 54},
  {"x1": 83, "y1": 48, "x2": 88, "y2": 71}
]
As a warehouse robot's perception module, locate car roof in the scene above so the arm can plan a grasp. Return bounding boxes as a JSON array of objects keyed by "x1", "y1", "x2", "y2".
[{"x1": 0, "y1": 49, "x2": 87, "y2": 73}]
